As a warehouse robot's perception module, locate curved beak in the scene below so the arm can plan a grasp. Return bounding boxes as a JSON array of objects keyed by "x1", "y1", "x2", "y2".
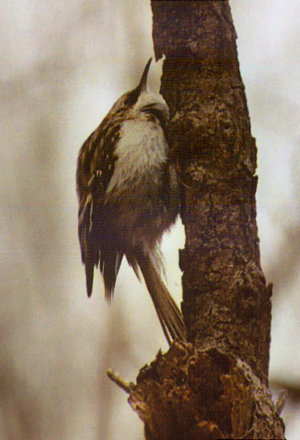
[{"x1": 137, "y1": 58, "x2": 152, "y2": 92}]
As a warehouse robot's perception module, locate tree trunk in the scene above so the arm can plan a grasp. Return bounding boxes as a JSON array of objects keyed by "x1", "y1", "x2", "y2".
[{"x1": 123, "y1": 2, "x2": 285, "y2": 438}]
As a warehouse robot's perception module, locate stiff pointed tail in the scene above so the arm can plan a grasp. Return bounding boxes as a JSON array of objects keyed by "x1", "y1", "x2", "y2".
[{"x1": 136, "y1": 252, "x2": 186, "y2": 345}]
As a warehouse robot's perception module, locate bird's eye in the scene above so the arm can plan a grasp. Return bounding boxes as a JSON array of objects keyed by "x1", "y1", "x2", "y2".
[{"x1": 142, "y1": 104, "x2": 167, "y2": 126}]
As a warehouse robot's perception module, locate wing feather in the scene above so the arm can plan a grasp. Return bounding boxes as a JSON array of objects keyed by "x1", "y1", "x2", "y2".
[{"x1": 76, "y1": 119, "x2": 121, "y2": 297}]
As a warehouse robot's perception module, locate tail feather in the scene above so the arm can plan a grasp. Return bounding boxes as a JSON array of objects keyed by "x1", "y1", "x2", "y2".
[
  {"x1": 136, "y1": 252, "x2": 186, "y2": 344},
  {"x1": 85, "y1": 263, "x2": 94, "y2": 298},
  {"x1": 101, "y1": 252, "x2": 123, "y2": 301}
]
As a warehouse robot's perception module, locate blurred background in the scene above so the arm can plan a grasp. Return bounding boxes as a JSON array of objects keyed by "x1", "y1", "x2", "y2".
[{"x1": 1, "y1": 0, "x2": 299, "y2": 438}]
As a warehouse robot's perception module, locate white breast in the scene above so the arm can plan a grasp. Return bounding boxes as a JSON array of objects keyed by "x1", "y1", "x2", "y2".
[{"x1": 106, "y1": 119, "x2": 168, "y2": 195}]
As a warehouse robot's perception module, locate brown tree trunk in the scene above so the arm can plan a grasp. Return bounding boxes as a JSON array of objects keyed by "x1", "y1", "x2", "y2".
[
  {"x1": 115, "y1": 2, "x2": 286, "y2": 439},
  {"x1": 157, "y1": 0, "x2": 269, "y2": 384}
]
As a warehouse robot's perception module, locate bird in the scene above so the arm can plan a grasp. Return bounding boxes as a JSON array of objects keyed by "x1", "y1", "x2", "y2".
[{"x1": 76, "y1": 58, "x2": 186, "y2": 344}]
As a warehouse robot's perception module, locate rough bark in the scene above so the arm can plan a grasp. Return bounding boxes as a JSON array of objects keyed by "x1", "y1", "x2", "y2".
[
  {"x1": 129, "y1": 342, "x2": 285, "y2": 440},
  {"x1": 154, "y1": 0, "x2": 270, "y2": 383},
  {"x1": 116, "y1": 2, "x2": 286, "y2": 439}
]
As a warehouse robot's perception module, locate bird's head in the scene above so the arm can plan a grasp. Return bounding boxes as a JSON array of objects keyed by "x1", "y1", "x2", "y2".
[{"x1": 107, "y1": 58, "x2": 169, "y2": 127}]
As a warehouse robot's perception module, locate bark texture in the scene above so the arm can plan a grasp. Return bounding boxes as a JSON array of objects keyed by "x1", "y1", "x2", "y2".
[
  {"x1": 129, "y1": 342, "x2": 284, "y2": 440},
  {"x1": 154, "y1": 0, "x2": 270, "y2": 383},
  {"x1": 124, "y1": 1, "x2": 286, "y2": 438}
]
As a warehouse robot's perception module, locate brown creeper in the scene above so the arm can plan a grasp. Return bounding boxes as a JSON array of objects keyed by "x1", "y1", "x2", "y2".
[{"x1": 76, "y1": 59, "x2": 186, "y2": 343}]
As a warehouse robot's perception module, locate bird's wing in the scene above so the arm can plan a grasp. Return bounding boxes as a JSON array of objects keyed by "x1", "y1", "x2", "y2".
[{"x1": 76, "y1": 120, "x2": 120, "y2": 297}]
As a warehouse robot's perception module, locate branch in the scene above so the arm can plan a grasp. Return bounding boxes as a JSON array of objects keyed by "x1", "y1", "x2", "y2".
[{"x1": 106, "y1": 369, "x2": 134, "y2": 394}]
